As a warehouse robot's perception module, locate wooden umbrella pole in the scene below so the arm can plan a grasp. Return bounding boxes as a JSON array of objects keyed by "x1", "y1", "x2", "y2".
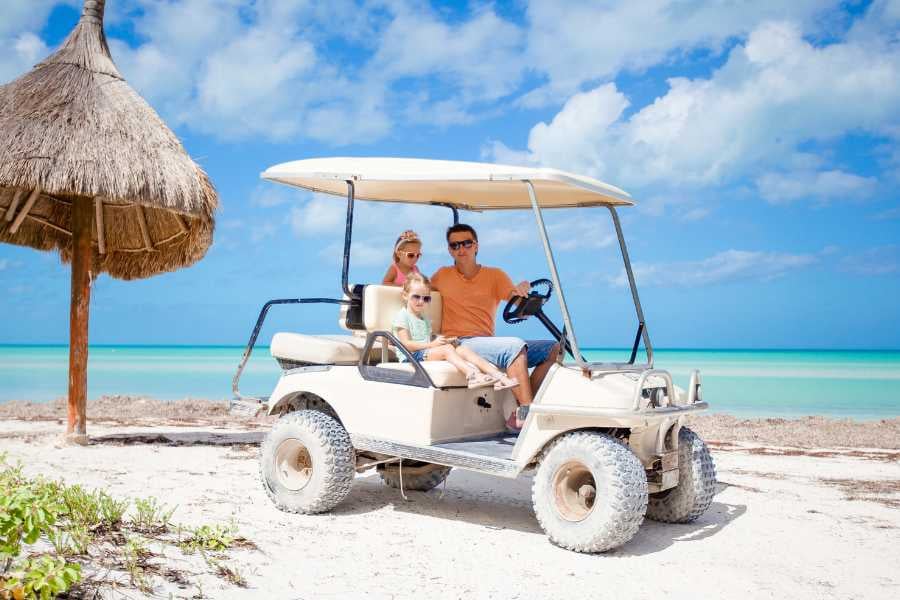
[{"x1": 67, "y1": 196, "x2": 93, "y2": 444}]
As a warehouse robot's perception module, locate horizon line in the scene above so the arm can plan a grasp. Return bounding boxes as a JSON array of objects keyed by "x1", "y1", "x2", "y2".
[{"x1": 1, "y1": 343, "x2": 898, "y2": 352}]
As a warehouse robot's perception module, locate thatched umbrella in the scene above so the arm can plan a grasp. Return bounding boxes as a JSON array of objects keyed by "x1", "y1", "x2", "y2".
[{"x1": 0, "y1": 0, "x2": 217, "y2": 443}]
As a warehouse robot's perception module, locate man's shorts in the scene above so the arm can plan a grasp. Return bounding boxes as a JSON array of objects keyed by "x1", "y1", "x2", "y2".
[{"x1": 458, "y1": 337, "x2": 557, "y2": 370}]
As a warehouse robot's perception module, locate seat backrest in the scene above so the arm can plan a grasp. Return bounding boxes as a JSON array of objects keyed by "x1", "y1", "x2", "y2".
[{"x1": 363, "y1": 285, "x2": 442, "y2": 334}]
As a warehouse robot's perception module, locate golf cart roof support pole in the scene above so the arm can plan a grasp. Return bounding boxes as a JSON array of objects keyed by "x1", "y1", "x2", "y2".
[
  {"x1": 342, "y1": 180, "x2": 356, "y2": 297},
  {"x1": 608, "y1": 206, "x2": 654, "y2": 367},
  {"x1": 525, "y1": 180, "x2": 585, "y2": 367},
  {"x1": 432, "y1": 202, "x2": 459, "y2": 224}
]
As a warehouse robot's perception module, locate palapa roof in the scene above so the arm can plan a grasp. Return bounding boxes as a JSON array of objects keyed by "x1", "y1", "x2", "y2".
[{"x1": 0, "y1": 0, "x2": 217, "y2": 280}]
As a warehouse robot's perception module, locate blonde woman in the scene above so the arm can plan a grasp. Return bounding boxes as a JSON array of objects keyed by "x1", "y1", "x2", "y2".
[{"x1": 382, "y1": 230, "x2": 423, "y2": 286}]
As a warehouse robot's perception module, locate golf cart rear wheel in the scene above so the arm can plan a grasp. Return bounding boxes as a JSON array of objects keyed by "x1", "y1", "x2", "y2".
[
  {"x1": 259, "y1": 410, "x2": 355, "y2": 514},
  {"x1": 379, "y1": 462, "x2": 451, "y2": 492},
  {"x1": 646, "y1": 427, "x2": 716, "y2": 523},
  {"x1": 532, "y1": 432, "x2": 648, "y2": 553}
]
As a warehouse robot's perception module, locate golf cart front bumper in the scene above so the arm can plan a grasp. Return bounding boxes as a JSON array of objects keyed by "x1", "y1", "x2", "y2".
[{"x1": 527, "y1": 400, "x2": 708, "y2": 420}]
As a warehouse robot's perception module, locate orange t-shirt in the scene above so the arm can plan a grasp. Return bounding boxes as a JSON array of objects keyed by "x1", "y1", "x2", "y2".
[{"x1": 431, "y1": 266, "x2": 515, "y2": 337}]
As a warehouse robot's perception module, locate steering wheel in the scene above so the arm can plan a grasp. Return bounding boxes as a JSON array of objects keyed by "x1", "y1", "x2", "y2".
[{"x1": 503, "y1": 279, "x2": 553, "y2": 324}]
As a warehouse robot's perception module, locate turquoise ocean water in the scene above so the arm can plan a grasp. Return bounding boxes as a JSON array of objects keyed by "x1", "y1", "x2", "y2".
[{"x1": 1, "y1": 345, "x2": 898, "y2": 419}]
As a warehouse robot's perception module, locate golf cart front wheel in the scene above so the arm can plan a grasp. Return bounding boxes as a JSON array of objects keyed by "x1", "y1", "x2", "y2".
[
  {"x1": 379, "y1": 461, "x2": 451, "y2": 491},
  {"x1": 646, "y1": 427, "x2": 716, "y2": 523},
  {"x1": 532, "y1": 432, "x2": 648, "y2": 553},
  {"x1": 259, "y1": 410, "x2": 355, "y2": 514}
]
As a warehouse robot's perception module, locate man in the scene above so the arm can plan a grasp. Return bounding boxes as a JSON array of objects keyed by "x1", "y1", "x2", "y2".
[{"x1": 431, "y1": 223, "x2": 560, "y2": 431}]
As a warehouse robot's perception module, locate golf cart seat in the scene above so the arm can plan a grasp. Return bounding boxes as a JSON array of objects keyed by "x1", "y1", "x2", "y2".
[
  {"x1": 356, "y1": 285, "x2": 467, "y2": 387},
  {"x1": 270, "y1": 333, "x2": 386, "y2": 367},
  {"x1": 271, "y1": 285, "x2": 443, "y2": 370},
  {"x1": 375, "y1": 360, "x2": 467, "y2": 387}
]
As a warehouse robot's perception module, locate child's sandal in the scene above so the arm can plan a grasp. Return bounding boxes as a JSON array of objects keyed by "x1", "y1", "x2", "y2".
[{"x1": 466, "y1": 372, "x2": 497, "y2": 389}]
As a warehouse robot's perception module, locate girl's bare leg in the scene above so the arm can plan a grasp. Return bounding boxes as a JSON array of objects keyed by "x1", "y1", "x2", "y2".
[
  {"x1": 455, "y1": 346, "x2": 502, "y2": 377},
  {"x1": 425, "y1": 344, "x2": 475, "y2": 377}
]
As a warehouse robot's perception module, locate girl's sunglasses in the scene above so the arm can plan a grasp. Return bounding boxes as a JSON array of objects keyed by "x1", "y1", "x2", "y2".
[
  {"x1": 404, "y1": 252, "x2": 422, "y2": 259},
  {"x1": 448, "y1": 239, "x2": 475, "y2": 250},
  {"x1": 410, "y1": 294, "x2": 432, "y2": 303}
]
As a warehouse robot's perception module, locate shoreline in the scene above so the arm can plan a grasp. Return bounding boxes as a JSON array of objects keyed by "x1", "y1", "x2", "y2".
[{"x1": 1, "y1": 395, "x2": 898, "y2": 449}]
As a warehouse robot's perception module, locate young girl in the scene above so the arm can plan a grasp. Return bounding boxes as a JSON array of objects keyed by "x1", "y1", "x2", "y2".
[
  {"x1": 393, "y1": 273, "x2": 518, "y2": 391},
  {"x1": 382, "y1": 230, "x2": 422, "y2": 286}
]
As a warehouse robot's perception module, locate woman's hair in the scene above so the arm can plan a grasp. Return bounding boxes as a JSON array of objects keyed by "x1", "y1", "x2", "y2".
[
  {"x1": 392, "y1": 230, "x2": 422, "y2": 264},
  {"x1": 401, "y1": 272, "x2": 431, "y2": 300}
]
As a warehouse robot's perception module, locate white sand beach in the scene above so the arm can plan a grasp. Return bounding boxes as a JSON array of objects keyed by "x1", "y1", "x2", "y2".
[{"x1": 1, "y1": 400, "x2": 898, "y2": 599}]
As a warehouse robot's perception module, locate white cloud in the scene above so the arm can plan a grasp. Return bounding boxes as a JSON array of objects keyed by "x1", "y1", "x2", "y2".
[
  {"x1": 13, "y1": 32, "x2": 48, "y2": 63},
  {"x1": 680, "y1": 207, "x2": 711, "y2": 222},
  {"x1": 481, "y1": 140, "x2": 534, "y2": 167},
  {"x1": 521, "y1": 0, "x2": 836, "y2": 107},
  {"x1": 319, "y1": 240, "x2": 387, "y2": 268},
  {"x1": 196, "y1": 31, "x2": 317, "y2": 140},
  {"x1": 250, "y1": 222, "x2": 278, "y2": 243},
  {"x1": 609, "y1": 248, "x2": 820, "y2": 287},
  {"x1": 839, "y1": 245, "x2": 900, "y2": 276},
  {"x1": 97, "y1": 0, "x2": 525, "y2": 144},
  {"x1": 289, "y1": 196, "x2": 454, "y2": 258},
  {"x1": 526, "y1": 83, "x2": 629, "y2": 179},
  {"x1": 0, "y1": 0, "x2": 68, "y2": 39},
  {"x1": 219, "y1": 219, "x2": 244, "y2": 230},
  {"x1": 547, "y1": 217, "x2": 617, "y2": 251},
  {"x1": 102, "y1": 1, "x2": 388, "y2": 143},
  {"x1": 0, "y1": 31, "x2": 50, "y2": 83},
  {"x1": 874, "y1": 206, "x2": 900, "y2": 220},
  {"x1": 485, "y1": 226, "x2": 531, "y2": 249},
  {"x1": 289, "y1": 195, "x2": 346, "y2": 237},
  {"x1": 250, "y1": 184, "x2": 305, "y2": 208},
  {"x1": 631, "y1": 194, "x2": 711, "y2": 221},
  {"x1": 756, "y1": 170, "x2": 878, "y2": 205},
  {"x1": 494, "y1": 16, "x2": 900, "y2": 201},
  {"x1": 369, "y1": 7, "x2": 525, "y2": 105}
]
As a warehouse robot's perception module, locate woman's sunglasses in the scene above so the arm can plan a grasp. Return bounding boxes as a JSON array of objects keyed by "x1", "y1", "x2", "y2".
[
  {"x1": 410, "y1": 294, "x2": 432, "y2": 303},
  {"x1": 448, "y1": 239, "x2": 475, "y2": 251},
  {"x1": 404, "y1": 252, "x2": 422, "y2": 259}
]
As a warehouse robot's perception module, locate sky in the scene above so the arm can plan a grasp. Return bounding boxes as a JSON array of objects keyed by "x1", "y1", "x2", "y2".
[{"x1": 0, "y1": 0, "x2": 899, "y2": 350}]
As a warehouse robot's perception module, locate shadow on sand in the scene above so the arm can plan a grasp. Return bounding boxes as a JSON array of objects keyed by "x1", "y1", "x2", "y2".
[
  {"x1": 90, "y1": 430, "x2": 266, "y2": 446},
  {"x1": 335, "y1": 470, "x2": 746, "y2": 553},
  {"x1": 89, "y1": 431, "x2": 746, "y2": 554}
]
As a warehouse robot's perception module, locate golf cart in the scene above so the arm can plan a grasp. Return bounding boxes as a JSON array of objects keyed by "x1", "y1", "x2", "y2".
[{"x1": 233, "y1": 157, "x2": 716, "y2": 553}]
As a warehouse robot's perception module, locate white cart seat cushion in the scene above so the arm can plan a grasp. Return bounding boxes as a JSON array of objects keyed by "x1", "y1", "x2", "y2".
[
  {"x1": 376, "y1": 360, "x2": 467, "y2": 387},
  {"x1": 363, "y1": 285, "x2": 442, "y2": 334},
  {"x1": 271, "y1": 333, "x2": 388, "y2": 365}
]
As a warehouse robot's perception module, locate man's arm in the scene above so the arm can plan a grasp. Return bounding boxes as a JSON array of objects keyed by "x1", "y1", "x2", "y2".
[
  {"x1": 495, "y1": 268, "x2": 529, "y2": 300},
  {"x1": 510, "y1": 280, "x2": 530, "y2": 299},
  {"x1": 430, "y1": 268, "x2": 443, "y2": 291}
]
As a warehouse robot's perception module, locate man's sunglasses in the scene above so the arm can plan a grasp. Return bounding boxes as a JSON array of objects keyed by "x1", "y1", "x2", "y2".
[
  {"x1": 410, "y1": 294, "x2": 432, "y2": 303},
  {"x1": 404, "y1": 252, "x2": 422, "y2": 259},
  {"x1": 448, "y1": 239, "x2": 475, "y2": 251}
]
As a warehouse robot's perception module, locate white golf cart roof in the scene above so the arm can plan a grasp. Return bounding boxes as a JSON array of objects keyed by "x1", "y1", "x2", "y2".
[{"x1": 261, "y1": 157, "x2": 633, "y2": 210}]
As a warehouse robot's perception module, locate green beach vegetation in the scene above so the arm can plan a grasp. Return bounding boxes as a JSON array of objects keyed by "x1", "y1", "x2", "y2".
[{"x1": 0, "y1": 453, "x2": 254, "y2": 598}]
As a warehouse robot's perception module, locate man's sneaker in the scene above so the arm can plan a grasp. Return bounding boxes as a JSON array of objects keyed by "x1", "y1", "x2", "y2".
[
  {"x1": 516, "y1": 405, "x2": 530, "y2": 423},
  {"x1": 505, "y1": 405, "x2": 531, "y2": 434},
  {"x1": 505, "y1": 411, "x2": 521, "y2": 434}
]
